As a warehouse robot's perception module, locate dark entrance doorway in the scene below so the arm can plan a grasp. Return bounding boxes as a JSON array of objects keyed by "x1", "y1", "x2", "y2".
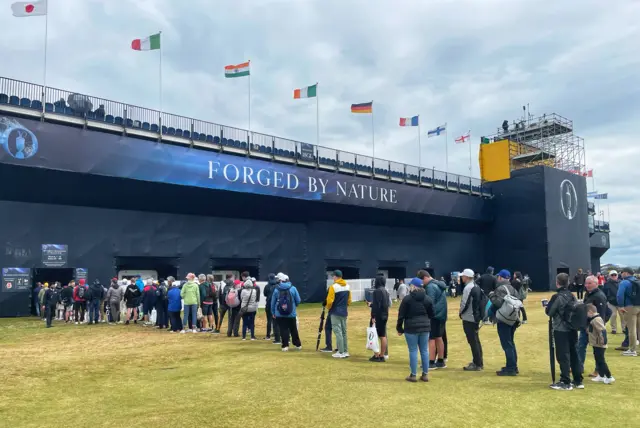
[
  {"x1": 33, "y1": 268, "x2": 75, "y2": 286},
  {"x1": 326, "y1": 259, "x2": 360, "y2": 280},
  {"x1": 557, "y1": 267, "x2": 570, "y2": 275},
  {"x1": 115, "y1": 257, "x2": 179, "y2": 282},
  {"x1": 378, "y1": 266, "x2": 406, "y2": 281},
  {"x1": 211, "y1": 258, "x2": 260, "y2": 280}
]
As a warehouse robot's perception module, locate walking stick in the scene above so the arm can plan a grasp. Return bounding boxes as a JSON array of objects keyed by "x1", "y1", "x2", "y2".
[{"x1": 315, "y1": 306, "x2": 326, "y2": 351}]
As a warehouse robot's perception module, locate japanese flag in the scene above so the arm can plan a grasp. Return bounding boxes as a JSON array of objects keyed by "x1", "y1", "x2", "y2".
[{"x1": 11, "y1": 0, "x2": 47, "y2": 17}]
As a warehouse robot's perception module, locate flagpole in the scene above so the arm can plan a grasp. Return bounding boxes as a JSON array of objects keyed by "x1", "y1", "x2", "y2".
[
  {"x1": 159, "y1": 31, "x2": 163, "y2": 116},
  {"x1": 248, "y1": 60, "x2": 251, "y2": 133},
  {"x1": 417, "y1": 117, "x2": 422, "y2": 176},
  {"x1": 316, "y1": 82, "x2": 319, "y2": 146},
  {"x1": 468, "y1": 131, "x2": 472, "y2": 176},
  {"x1": 42, "y1": 6, "x2": 49, "y2": 114},
  {"x1": 445, "y1": 122, "x2": 449, "y2": 174},
  {"x1": 371, "y1": 102, "x2": 375, "y2": 162}
]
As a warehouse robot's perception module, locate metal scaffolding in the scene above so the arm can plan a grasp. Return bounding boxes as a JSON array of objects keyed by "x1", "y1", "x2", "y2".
[{"x1": 487, "y1": 112, "x2": 586, "y2": 174}]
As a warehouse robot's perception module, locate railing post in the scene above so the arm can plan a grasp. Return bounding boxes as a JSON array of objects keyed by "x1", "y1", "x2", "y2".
[
  {"x1": 123, "y1": 108, "x2": 128, "y2": 136},
  {"x1": 190, "y1": 121, "x2": 195, "y2": 147},
  {"x1": 271, "y1": 136, "x2": 275, "y2": 159},
  {"x1": 336, "y1": 150, "x2": 340, "y2": 171},
  {"x1": 158, "y1": 113, "x2": 163, "y2": 142}
]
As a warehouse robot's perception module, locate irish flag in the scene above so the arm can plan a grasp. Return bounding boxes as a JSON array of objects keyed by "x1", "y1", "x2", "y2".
[
  {"x1": 293, "y1": 84, "x2": 317, "y2": 99},
  {"x1": 131, "y1": 33, "x2": 161, "y2": 51},
  {"x1": 225, "y1": 61, "x2": 250, "y2": 78}
]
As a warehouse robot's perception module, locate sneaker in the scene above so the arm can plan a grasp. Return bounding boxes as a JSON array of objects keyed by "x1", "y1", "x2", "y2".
[
  {"x1": 211, "y1": 330, "x2": 220, "y2": 334},
  {"x1": 75, "y1": 322, "x2": 79, "y2": 325},
  {"x1": 343, "y1": 352, "x2": 350, "y2": 358},
  {"x1": 429, "y1": 362, "x2": 438, "y2": 370},
  {"x1": 320, "y1": 347, "x2": 333, "y2": 353},
  {"x1": 591, "y1": 376, "x2": 605, "y2": 383},
  {"x1": 192, "y1": 330, "x2": 198, "y2": 334},
  {"x1": 332, "y1": 352, "x2": 344, "y2": 358},
  {"x1": 406, "y1": 374, "x2": 418, "y2": 383},
  {"x1": 463, "y1": 363, "x2": 483, "y2": 372},
  {"x1": 273, "y1": 341, "x2": 282, "y2": 345},
  {"x1": 615, "y1": 346, "x2": 629, "y2": 351},
  {"x1": 522, "y1": 320, "x2": 528, "y2": 324},
  {"x1": 420, "y1": 373, "x2": 429, "y2": 382},
  {"x1": 369, "y1": 355, "x2": 384, "y2": 362},
  {"x1": 435, "y1": 361, "x2": 447, "y2": 369},
  {"x1": 282, "y1": 347, "x2": 289, "y2": 352},
  {"x1": 604, "y1": 376, "x2": 615, "y2": 384},
  {"x1": 169, "y1": 331, "x2": 175, "y2": 334},
  {"x1": 496, "y1": 370, "x2": 517, "y2": 376},
  {"x1": 622, "y1": 350, "x2": 637, "y2": 356},
  {"x1": 242, "y1": 338, "x2": 247, "y2": 341},
  {"x1": 251, "y1": 337, "x2": 257, "y2": 341},
  {"x1": 384, "y1": 355, "x2": 389, "y2": 361},
  {"x1": 179, "y1": 330, "x2": 185, "y2": 334},
  {"x1": 296, "y1": 346, "x2": 302, "y2": 351},
  {"x1": 550, "y1": 382, "x2": 573, "y2": 391},
  {"x1": 125, "y1": 321, "x2": 129, "y2": 325},
  {"x1": 572, "y1": 382, "x2": 585, "y2": 389}
]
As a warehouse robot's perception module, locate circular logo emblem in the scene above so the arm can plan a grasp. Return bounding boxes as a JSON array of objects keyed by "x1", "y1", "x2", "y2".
[
  {"x1": 601, "y1": 235, "x2": 607, "y2": 246},
  {"x1": 560, "y1": 179, "x2": 578, "y2": 220},
  {"x1": 5, "y1": 282, "x2": 12, "y2": 289},
  {"x1": 0, "y1": 118, "x2": 38, "y2": 159}
]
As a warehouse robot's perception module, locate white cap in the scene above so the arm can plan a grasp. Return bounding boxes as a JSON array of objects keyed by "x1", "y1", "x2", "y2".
[
  {"x1": 461, "y1": 269, "x2": 475, "y2": 278},
  {"x1": 609, "y1": 270, "x2": 618, "y2": 276},
  {"x1": 250, "y1": 277, "x2": 256, "y2": 282},
  {"x1": 276, "y1": 272, "x2": 289, "y2": 282}
]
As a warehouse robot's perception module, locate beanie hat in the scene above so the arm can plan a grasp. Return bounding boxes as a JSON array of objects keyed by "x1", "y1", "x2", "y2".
[
  {"x1": 333, "y1": 270, "x2": 343, "y2": 278},
  {"x1": 498, "y1": 269, "x2": 511, "y2": 279}
]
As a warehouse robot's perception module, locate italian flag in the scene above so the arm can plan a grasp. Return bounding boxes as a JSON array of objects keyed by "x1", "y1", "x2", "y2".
[
  {"x1": 293, "y1": 84, "x2": 317, "y2": 99},
  {"x1": 225, "y1": 61, "x2": 250, "y2": 78},
  {"x1": 131, "y1": 33, "x2": 161, "y2": 51}
]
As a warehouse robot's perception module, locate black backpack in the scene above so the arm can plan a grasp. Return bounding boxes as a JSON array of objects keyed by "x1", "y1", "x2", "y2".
[
  {"x1": 564, "y1": 299, "x2": 588, "y2": 330},
  {"x1": 77, "y1": 286, "x2": 86, "y2": 299},
  {"x1": 277, "y1": 288, "x2": 294, "y2": 315},
  {"x1": 629, "y1": 277, "x2": 640, "y2": 306},
  {"x1": 476, "y1": 286, "x2": 489, "y2": 322},
  {"x1": 207, "y1": 283, "x2": 217, "y2": 300}
]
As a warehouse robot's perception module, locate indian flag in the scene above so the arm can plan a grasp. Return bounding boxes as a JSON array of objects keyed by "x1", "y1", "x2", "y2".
[
  {"x1": 225, "y1": 61, "x2": 250, "y2": 78},
  {"x1": 131, "y1": 33, "x2": 161, "y2": 51},
  {"x1": 293, "y1": 84, "x2": 317, "y2": 99}
]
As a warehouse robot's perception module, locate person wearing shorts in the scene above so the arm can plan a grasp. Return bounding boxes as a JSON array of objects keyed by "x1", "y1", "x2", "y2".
[
  {"x1": 420, "y1": 270, "x2": 448, "y2": 369},
  {"x1": 369, "y1": 273, "x2": 390, "y2": 362}
]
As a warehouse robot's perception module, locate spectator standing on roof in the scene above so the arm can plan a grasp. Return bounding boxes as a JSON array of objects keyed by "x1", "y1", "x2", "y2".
[{"x1": 325, "y1": 270, "x2": 352, "y2": 359}]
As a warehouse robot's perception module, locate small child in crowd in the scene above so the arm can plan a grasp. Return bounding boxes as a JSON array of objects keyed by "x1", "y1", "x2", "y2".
[{"x1": 586, "y1": 303, "x2": 615, "y2": 384}]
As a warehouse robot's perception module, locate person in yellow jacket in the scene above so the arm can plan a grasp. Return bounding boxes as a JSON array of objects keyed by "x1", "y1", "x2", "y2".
[{"x1": 325, "y1": 270, "x2": 352, "y2": 359}]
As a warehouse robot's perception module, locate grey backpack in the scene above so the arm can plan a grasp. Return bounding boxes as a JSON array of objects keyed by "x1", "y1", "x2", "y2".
[{"x1": 496, "y1": 286, "x2": 523, "y2": 326}]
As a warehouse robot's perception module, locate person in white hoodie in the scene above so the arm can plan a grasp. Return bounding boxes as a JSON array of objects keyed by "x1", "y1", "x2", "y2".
[{"x1": 240, "y1": 276, "x2": 259, "y2": 340}]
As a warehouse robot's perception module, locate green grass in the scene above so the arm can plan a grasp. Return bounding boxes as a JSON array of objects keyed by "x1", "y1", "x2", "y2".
[{"x1": 0, "y1": 293, "x2": 638, "y2": 428}]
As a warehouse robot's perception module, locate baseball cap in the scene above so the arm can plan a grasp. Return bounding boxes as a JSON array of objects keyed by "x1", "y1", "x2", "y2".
[
  {"x1": 409, "y1": 277, "x2": 423, "y2": 287},
  {"x1": 460, "y1": 269, "x2": 475, "y2": 278},
  {"x1": 609, "y1": 270, "x2": 618, "y2": 276},
  {"x1": 333, "y1": 270, "x2": 343, "y2": 278},
  {"x1": 276, "y1": 272, "x2": 289, "y2": 282},
  {"x1": 498, "y1": 269, "x2": 511, "y2": 279}
]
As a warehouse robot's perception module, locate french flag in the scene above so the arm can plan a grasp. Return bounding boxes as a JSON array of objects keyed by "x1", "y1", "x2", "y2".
[{"x1": 399, "y1": 116, "x2": 419, "y2": 127}]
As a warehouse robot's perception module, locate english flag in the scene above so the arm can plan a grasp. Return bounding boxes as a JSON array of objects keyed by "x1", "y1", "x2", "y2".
[
  {"x1": 11, "y1": 0, "x2": 47, "y2": 17},
  {"x1": 583, "y1": 169, "x2": 593, "y2": 178},
  {"x1": 455, "y1": 132, "x2": 471, "y2": 144}
]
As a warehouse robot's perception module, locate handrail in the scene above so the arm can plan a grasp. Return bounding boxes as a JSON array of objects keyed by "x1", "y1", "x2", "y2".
[{"x1": 0, "y1": 75, "x2": 489, "y2": 196}]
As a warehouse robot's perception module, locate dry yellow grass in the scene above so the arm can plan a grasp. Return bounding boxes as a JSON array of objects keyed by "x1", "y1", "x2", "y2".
[{"x1": 0, "y1": 292, "x2": 638, "y2": 428}]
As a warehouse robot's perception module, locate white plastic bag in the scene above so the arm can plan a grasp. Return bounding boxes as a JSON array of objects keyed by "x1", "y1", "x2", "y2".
[
  {"x1": 366, "y1": 326, "x2": 380, "y2": 353},
  {"x1": 150, "y1": 309, "x2": 157, "y2": 324}
]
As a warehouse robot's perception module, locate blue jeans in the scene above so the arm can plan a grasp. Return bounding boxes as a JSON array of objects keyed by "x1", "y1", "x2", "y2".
[
  {"x1": 578, "y1": 329, "x2": 588, "y2": 371},
  {"x1": 34, "y1": 299, "x2": 41, "y2": 317},
  {"x1": 497, "y1": 321, "x2": 518, "y2": 371},
  {"x1": 242, "y1": 311, "x2": 256, "y2": 338},
  {"x1": 405, "y1": 332, "x2": 430, "y2": 376},
  {"x1": 183, "y1": 304, "x2": 197, "y2": 330},
  {"x1": 88, "y1": 299, "x2": 101, "y2": 323}
]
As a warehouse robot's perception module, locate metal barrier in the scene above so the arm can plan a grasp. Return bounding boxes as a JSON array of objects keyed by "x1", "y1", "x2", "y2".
[{"x1": 0, "y1": 75, "x2": 487, "y2": 197}]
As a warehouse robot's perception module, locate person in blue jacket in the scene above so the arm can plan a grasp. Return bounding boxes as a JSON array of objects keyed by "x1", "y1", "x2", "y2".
[
  {"x1": 616, "y1": 267, "x2": 640, "y2": 356},
  {"x1": 167, "y1": 279, "x2": 184, "y2": 333},
  {"x1": 270, "y1": 273, "x2": 301, "y2": 351}
]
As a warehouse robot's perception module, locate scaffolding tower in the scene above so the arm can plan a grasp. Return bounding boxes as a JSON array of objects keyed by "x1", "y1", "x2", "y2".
[{"x1": 486, "y1": 112, "x2": 586, "y2": 174}]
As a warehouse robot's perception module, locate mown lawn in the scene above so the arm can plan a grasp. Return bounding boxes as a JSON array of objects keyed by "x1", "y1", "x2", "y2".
[{"x1": 0, "y1": 292, "x2": 638, "y2": 428}]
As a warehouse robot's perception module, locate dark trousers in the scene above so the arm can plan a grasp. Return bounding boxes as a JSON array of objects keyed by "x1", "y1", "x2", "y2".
[
  {"x1": 577, "y1": 328, "x2": 589, "y2": 373},
  {"x1": 74, "y1": 302, "x2": 86, "y2": 322},
  {"x1": 520, "y1": 306, "x2": 528, "y2": 322},
  {"x1": 242, "y1": 312, "x2": 256, "y2": 338},
  {"x1": 277, "y1": 317, "x2": 301, "y2": 348},
  {"x1": 227, "y1": 307, "x2": 240, "y2": 337},
  {"x1": 265, "y1": 307, "x2": 280, "y2": 340},
  {"x1": 443, "y1": 326, "x2": 448, "y2": 359},
  {"x1": 325, "y1": 312, "x2": 333, "y2": 348},
  {"x1": 577, "y1": 286, "x2": 585, "y2": 300},
  {"x1": 554, "y1": 330, "x2": 583, "y2": 385},
  {"x1": 497, "y1": 321, "x2": 518, "y2": 371},
  {"x1": 593, "y1": 347, "x2": 612, "y2": 378},
  {"x1": 88, "y1": 299, "x2": 100, "y2": 323},
  {"x1": 211, "y1": 302, "x2": 219, "y2": 329},
  {"x1": 109, "y1": 302, "x2": 120, "y2": 323},
  {"x1": 156, "y1": 300, "x2": 168, "y2": 328},
  {"x1": 218, "y1": 305, "x2": 229, "y2": 330},
  {"x1": 45, "y1": 304, "x2": 56, "y2": 327},
  {"x1": 169, "y1": 311, "x2": 183, "y2": 332},
  {"x1": 463, "y1": 321, "x2": 483, "y2": 367}
]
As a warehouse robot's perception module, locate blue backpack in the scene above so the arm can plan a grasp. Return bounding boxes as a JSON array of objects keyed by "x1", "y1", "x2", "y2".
[{"x1": 277, "y1": 287, "x2": 294, "y2": 315}]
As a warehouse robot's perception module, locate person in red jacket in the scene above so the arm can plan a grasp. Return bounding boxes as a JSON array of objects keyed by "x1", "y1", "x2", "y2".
[{"x1": 73, "y1": 279, "x2": 88, "y2": 324}]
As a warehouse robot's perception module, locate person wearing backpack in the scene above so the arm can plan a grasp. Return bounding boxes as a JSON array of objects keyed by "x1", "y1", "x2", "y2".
[
  {"x1": 73, "y1": 279, "x2": 88, "y2": 325},
  {"x1": 546, "y1": 272, "x2": 583, "y2": 390},
  {"x1": 420, "y1": 270, "x2": 447, "y2": 370},
  {"x1": 227, "y1": 275, "x2": 248, "y2": 336},
  {"x1": 44, "y1": 283, "x2": 61, "y2": 328},
  {"x1": 154, "y1": 279, "x2": 169, "y2": 329},
  {"x1": 216, "y1": 274, "x2": 234, "y2": 333},
  {"x1": 617, "y1": 267, "x2": 640, "y2": 357},
  {"x1": 326, "y1": 270, "x2": 352, "y2": 359},
  {"x1": 263, "y1": 273, "x2": 281, "y2": 343},
  {"x1": 270, "y1": 272, "x2": 302, "y2": 351},
  {"x1": 369, "y1": 273, "x2": 390, "y2": 362},
  {"x1": 489, "y1": 270, "x2": 521, "y2": 376},
  {"x1": 198, "y1": 274, "x2": 215, "y2": 332},
  {"x1": 459, "y1": 269, "x2": 484, "y2": 371},
  {"x1": 180, "y1": 273, "x2": 201, "y2": 333}
]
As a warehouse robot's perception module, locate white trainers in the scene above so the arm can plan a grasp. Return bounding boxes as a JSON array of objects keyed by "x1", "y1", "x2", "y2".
[
  {"x1": 179, "y1": 330, "x2": 186, "y2": 334},
  {"x1": 332, "y1": 352, "x2": 344, "y2": 358},
  {"x1": 282, "y1": 347, "x2": 289, "y2": 352},
  {"x1": 75, "y1": 322, "x2": 79, "y2": 325},
  {"x1": 192, "y1": 330, "x2": 197, "y2": 334},
  {"x1": 343, "y1": 352, "x2": 350, "y2": 358},
  {"x1": 604, "y1": 376, "x2": 616, "y2": 384},
  {"x1": 622, "y1": 350, "x2": 637, "y2": 357},
  {"x1": 591, "y1": 376, "x2": 605, "y2": 383},
  {"x1": 296, "y1": 346, "x2": 302, "y2": 351}
]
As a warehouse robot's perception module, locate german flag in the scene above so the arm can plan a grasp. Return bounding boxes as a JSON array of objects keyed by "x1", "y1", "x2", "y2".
[{"x1": 351, "y1": 101, "x2": 373, "y2": 114}]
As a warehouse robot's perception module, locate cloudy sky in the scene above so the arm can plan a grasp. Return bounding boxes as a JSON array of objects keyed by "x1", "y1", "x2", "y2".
[{"x1": 1, "y1": 0, "x2": 638, "y2": 264}]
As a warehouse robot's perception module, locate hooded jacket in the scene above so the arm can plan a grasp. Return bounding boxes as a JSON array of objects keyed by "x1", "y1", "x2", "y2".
[
  {"x1": 240, "y1": 283, "x2": 258, "y2": 312},
  {"x1": 370, "y1": 276, "x2": 390, "y2": 320},
  {"x1": 584, "y1": 287, "x2": 607, "y2": 320},
  {"x1": 167, "y1": 286, "x2": 182, "y2": 312},
  {"x1": 106, "y1": 282, "x2": 123, "y2": 304},
  {"x1": 89, "y1": 281, "x2": 105, "y2": 301},
  {"x1": 61, "y1": 285, "x2": 74, "y2": 304},
  {"x1": 142, "y1": 284, "x2": 157, "y2": 308},
  {"x1": 617, "y1": 276, "x2": 639, "y2": 307},
  {"x1": 602, "y1": 278, "x2": 620, "y2": 306},
  {"x1": 477, "y1": 272, "x2": 497, "y2": 295},
  {"x1": 396, "y1": 287, "x2": 435, "y2": 334},
  {"x1": 326, "y1": 278, "x2": 352, "y2": 317},
  {"x1": 426, "y1": 279, "x2": 448, "y2": 321},
  {"x1": 199, "y1": 281, "x2": 215, "y2": 304},
  {"x1": 264, "y1": 275, "x2": 278, "y2": 310},
  {"x1": 124, "y1": 283, "x2": 141, "y2": 306},
  {"x1": 546, "y1": 287, "x2": 575, "y2": 332},
  {"x1": 587, "y1": 314, "x2": 607, "y2": 348},
  {"x1": 180, "y1": 280, "x2": 200, "y2": 306},
  {"x1": 270, "y1": 282, "x2": 301, "y2": 318}
]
